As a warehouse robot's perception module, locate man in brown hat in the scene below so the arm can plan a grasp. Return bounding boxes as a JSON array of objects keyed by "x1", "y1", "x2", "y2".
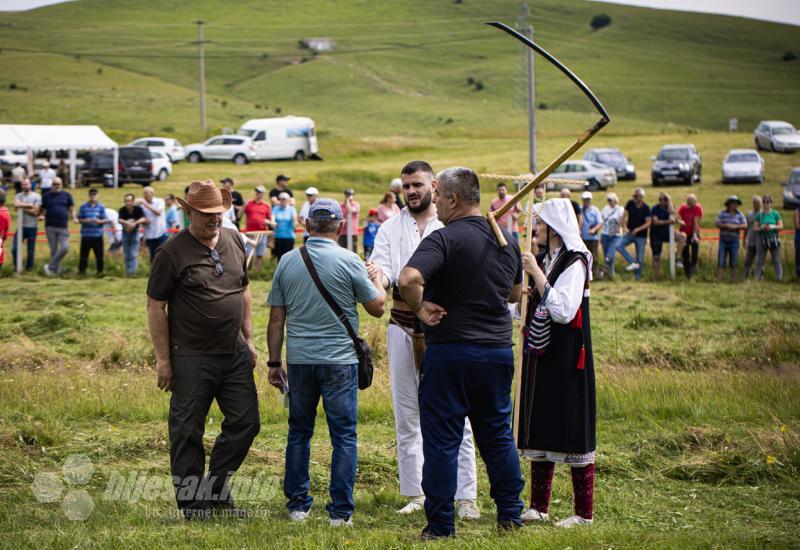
[{"x1": 146, "y1": 179, "x2": 260, "y2": 520}]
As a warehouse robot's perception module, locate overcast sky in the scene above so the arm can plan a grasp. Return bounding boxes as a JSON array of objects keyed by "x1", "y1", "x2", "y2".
[
  {"x1": 592, "y1": 0, "x2": 800, "y2": 26},
  {"x1": 2, "y1": 0, "x2": 799, "y2": 27}
]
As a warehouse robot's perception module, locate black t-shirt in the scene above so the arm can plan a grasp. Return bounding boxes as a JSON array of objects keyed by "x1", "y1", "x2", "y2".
[
  {"x1": 119, "y1": 205, "x2": 145, "y2": 221},
  {"x1": 41, "y1": 191, "x2": 74, "y2": 228},
  {"x1": 571, "y1": 200, "x2": 582, "y2": 219},
  {"x1": 270, "y1": 188, "x2": 293, "y2": 201},
  {"x1": 625, "y1": 200, "x2": 651, "y2": 234},
  {"x1": 405, "y1": 216, "x2": 522, "y2": 346},
  {"x1": 231, "y1": 190, "x2": 244, "y2": 208},
  {"x1": 650, "y1": 204, "x2": 670, "y2": 242},
  {"x1": 146, "y1": 228, "x2": 249, "y2": 355}
]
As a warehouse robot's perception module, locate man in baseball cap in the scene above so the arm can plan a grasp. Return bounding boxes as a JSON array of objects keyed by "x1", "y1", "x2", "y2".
[
  {"x1": 270, "y1": 174, "x2": 294, "y2": 205},
  {"x1": 299, "y1": 187, "x2": 320, "y2": 243}
]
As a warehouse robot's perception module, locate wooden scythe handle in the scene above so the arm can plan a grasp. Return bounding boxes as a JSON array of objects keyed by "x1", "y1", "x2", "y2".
[{"x1": 487, "y1": 117, "x2": 609, "y2": 247}]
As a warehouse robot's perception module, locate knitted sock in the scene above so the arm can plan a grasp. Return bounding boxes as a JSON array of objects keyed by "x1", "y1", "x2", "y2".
[
  {"x1": 571, "y1": 463, "x2": 595, "y2": 519},
  {"x1": 530, "y1": 460, "x2": 555, "y2": 514}
]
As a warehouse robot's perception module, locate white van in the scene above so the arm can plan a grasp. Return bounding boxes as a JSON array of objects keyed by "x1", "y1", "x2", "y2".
[{"x1": 237, "y1": 116, "x2": 319, "y2": 161}]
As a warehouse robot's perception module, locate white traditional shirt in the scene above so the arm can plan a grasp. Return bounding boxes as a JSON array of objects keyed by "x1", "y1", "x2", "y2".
[
  {"x1": 369, "y1": 207, "x2": 442, "y2": 286},
  {"x1": 141, "y1": 197, "x2": 166, "y2": 240},
  {"x1": 542, "y1": 246, "x2": 586, "y2": 324}
]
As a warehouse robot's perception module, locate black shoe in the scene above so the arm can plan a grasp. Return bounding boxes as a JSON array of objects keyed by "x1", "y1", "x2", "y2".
[
  {"x1": 420, "y1": 526, "x2": 454, "y2": 541},
  {"x1": 182, "y1": 506, "x2": 212, "y2": 522},
  {"x1": 498, "y1": 519, "x2": 522, "y2": 532}
]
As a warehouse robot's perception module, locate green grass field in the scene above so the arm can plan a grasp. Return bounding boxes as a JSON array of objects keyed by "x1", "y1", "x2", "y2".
[{"x1": 1, "y1": 0, "x2": 800, "y2": 547}]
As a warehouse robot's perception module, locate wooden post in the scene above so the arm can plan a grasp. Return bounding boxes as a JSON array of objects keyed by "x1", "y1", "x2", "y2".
[{"x1": 513, "y1": 195, "x2": 536, "y2": 445}]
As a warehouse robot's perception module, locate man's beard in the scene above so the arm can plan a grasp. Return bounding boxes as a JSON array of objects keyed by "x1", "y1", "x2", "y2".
[{"x1": 407, "y1": 190, "x2": 433, "y2": 214}]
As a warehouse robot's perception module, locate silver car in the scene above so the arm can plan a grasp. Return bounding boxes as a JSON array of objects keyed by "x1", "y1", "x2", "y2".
[
  {"x1": 185, "y1": 135, "x2": 256, "y2": 164},
  {"x1": 546, "y1": 160, "x2": 617, "y2": 191},
  {"x1": 754, "y1": 121, "x2": 800, "y2": 153},
  {"x1": 721, "y1": 149, "x2": 764, "y2": 183}
]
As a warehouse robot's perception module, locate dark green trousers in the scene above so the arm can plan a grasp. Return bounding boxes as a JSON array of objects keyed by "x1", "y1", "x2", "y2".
[{"x1": 169, "y1": 345, "x2": 260, "y2": 510}]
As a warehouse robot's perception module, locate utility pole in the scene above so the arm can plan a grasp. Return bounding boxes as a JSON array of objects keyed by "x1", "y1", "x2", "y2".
[
  {"x1": 518, "y1": 2, "x2": 536, "y2": 174},
  {"x1": 194, "y1": 20, "x2": 208, "y2": 132}
]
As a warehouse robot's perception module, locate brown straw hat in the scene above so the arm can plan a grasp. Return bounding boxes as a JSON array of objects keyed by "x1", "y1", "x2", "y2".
[{"x1": 177, "y1": 179, "x2": 232, "y2": 214}]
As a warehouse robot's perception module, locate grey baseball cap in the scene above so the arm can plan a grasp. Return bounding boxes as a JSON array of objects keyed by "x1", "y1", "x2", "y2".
[{"x1": 308, "y1": 198, "x2": 342, "y2": 220}]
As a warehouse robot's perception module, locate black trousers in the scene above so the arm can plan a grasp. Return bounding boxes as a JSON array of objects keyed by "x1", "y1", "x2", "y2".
[
  {"x1": 272, "y1": 237, "x2": 295, "y2": 261},
  {"x1": 169, "y1": 345, "x2": 260, "y2": 510},
  {"x1": 682, "y1": 240, "x2": 699, "y2": 279},
  {"x1": 79, "y1": 236, "x2": 104, "y2": 274}
]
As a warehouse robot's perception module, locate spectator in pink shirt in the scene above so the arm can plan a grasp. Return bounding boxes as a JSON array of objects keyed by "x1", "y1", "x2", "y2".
[
  {"x1": 339, "y1": 188, "x2": 361, "y2": 253},
  {"x1": 490, "y1": 183, "x2": 521, "y2": 241},
  {"x1": 376, "y1": 192, "x2": 401, "y2": 223}
]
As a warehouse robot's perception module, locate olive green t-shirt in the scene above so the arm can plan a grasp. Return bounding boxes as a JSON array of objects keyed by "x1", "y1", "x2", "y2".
[{"x1": 147, "y1": 227, "x2": 249, "y2": 355}]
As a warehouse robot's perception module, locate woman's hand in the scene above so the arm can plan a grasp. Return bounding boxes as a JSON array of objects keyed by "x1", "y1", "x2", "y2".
[{"x1": 522, "y1": 252, "x2": 542, "y2": 276}]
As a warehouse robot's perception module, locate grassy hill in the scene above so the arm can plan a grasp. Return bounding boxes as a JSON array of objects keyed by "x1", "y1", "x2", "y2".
[{"x1": 0, "y1": 0, "x2": 798, "y2": 145}]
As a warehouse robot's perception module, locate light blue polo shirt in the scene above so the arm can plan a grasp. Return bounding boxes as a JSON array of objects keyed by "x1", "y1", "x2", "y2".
[{"x1": 268, "y1": 236, "x2": 379, "y2": 364}]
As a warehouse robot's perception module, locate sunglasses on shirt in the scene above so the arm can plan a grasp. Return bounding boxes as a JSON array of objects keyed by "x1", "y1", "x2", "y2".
[{"x1": 209, "y1": 249, "x2": 223, "y2": 276}]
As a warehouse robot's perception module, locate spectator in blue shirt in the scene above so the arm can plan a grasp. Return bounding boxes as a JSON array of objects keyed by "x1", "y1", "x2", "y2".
[
  {"x1": 579, "y1": 192, "x2": 602, "y2": 279},
  {"x1": 715, "y1": 195, "x2": 747, "y2": 282},
  {"x1": 272, "y1": 191, "x2": 298, "y2": 262},
  {"x1": 78, "y1": 189, "x2": 107, "y2": 275},
  {"x1": 362, "y1": 209, "x2": 380, "y2": 260}
]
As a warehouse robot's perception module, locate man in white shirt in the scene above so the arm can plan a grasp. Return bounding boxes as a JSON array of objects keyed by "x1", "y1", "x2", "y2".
[
  {"x1": 298, "y1": 186, "x2": 318, "y2": 243},
  {"x1": 136, "y1": 186, "x2": 167, "y2": 263},
  {"x1": 38, "y1": 163, "x2": 56, "y2": 194},
  {"x1": 367, "y1": 160, "x2": 479, "y2": 519}
]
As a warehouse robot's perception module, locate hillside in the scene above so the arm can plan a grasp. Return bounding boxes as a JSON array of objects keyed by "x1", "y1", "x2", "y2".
[{"x1": 0, "y1": 0, "x2": 798, "y2": 144}]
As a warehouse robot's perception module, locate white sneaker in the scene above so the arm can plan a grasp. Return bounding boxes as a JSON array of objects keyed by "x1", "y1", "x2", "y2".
[
  {"x1": 396, "y1": 495, "x2": 424, "y2": 514},
  {"x1": 288, "y1": 510, "x2": 309, "y2": 522},
  {"x1": 329, "y1": 517, "x2": 353, "y2": 527},
  {"x1": 555, "y1": 515, "x2": 593, "y2": 528},
  {"x1": 43, "y1": 264, "x2": 53, "y2": 276},
  {"x1": 676, "y1": 261, "x2": 684, "y2": 269},
  {"x1": 625, "y1": 262, "x2": 640, "y2": 271},
  {"x1": 457, "y1": 499, "x2": 480, "y2": 520},
  {"x1": 520, "y1": 508, "x2": 549, "y2": 523}
]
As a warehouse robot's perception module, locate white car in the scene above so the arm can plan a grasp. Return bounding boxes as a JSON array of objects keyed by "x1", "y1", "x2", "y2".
[
  {"x1": 128, "y1": 137, "x2": 186, "y2": 162},
  {"x1": 546, "y1": 160, "x2": 617, "y2": 191},
  {"x1": 721, "y1": 149, "x2": 764, "y2": 184},
  {"x1": 184, "y1": 135, "x2": 256, "y2": 164},
  {"x1": 754, "y1": 121, "x2": 800, "y2": 153},
  {"x1": 150, "y1": 151, "x2": 173, "y2": 182}
]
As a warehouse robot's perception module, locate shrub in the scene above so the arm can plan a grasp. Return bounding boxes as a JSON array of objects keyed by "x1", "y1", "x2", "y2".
[
  {"x1": 783, "y1": 51, "x2": 797, "y2": 62},
  {"x1": 474, "y1": 80, "x2": 484, "y2": 91},
  {"x1": 591, "y1": 14, "x2": 612, "y2": 31}
]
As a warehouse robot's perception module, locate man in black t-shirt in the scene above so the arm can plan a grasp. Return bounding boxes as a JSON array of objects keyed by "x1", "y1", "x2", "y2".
[
  {"x1": 41, "y1": 178, "x2": 76, "y2": 275},
  {"x1": 399, "y1": 167, "x2": 524, "y2": 538},
  {"x1": 269, "y1": 174, "x2": 294, "y2": 205},
  {"x1": 617, "y1": 187, "x2": 651, "y2": 280}
]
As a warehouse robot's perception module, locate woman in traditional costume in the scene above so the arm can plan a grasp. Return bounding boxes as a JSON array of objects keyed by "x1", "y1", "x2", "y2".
[{"x1": 518, "y1": 198, "x2": 597, "y2": 528}]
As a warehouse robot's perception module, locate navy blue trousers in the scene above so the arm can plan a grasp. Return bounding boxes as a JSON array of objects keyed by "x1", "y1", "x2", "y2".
[{"x1": 419, "y1": 342, "x2": 524, "y2": 536}]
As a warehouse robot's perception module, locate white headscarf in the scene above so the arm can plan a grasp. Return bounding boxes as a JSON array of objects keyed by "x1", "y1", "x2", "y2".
[{"x1": 533, "y1": 198, "x2": 592, "y2": 276}]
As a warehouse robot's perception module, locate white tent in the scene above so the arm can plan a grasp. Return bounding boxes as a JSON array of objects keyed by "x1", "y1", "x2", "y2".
[{"x1": 0, "y1": 124, "x2": 118, "y2": 189}]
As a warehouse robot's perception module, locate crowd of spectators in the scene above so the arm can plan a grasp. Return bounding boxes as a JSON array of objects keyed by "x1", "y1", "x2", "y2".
[{"x1": 0, "y1": 173, "x2": 798, "y2": 282}]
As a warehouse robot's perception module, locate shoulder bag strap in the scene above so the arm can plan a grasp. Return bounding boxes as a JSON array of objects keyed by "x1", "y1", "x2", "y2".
[{"x1": 299, "y1": 245, "x2": 362, "y2": 353}]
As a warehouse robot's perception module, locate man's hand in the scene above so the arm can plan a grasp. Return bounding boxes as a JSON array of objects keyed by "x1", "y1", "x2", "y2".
[
  {"x1": 268, "y1": 366, "x2": 287, "y2": 391},
  {"x1": 246, "y1": 339, "x2": 257, "y2": 368},
  {"x1": 156, "y1": 359, "x2": 173, "y2": 392},
  {"x1": 365, "y1": 261, "x2": 383, "y2": 282},
  {"x1": 416, "y1": 301, "x2": 447, "y2": 326}
]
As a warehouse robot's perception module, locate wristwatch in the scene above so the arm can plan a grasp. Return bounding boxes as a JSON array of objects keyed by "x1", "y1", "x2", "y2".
[{"x1": 267, "y1": 360, "x2": 282, "y2": 368}]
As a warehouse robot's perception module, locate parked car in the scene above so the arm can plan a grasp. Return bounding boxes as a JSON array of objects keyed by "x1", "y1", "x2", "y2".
[
  {"x1": 150, "y1": 151, "x2": 173, "y2": 181},
  {"x1": 583, "y1": 148, "x2": 636, "y2": 180},
  {"x1": 184, "y1": 135, "x2": 256, "y2": 164},
  {"x1": 127, "y1": 137, "x2": 186, "y2": 162},
  {"x1": 651, "y1": 144, "x2": 702, "y2": 186},
  {"x1": 546, "y1": 160, "x2": 617, "y2": 191},
  {"x1": 237, "y1": 116, "x2": 319, "y2": 160},
  {"x1": 81, "y1": 147, "x2": 154, "y2": 186},
  {"x1": 721, "y1": 149, "x2": 764, "y2": 183},
  {"x1": 782, "y1": 168, "x2": 800, "y2": 210},
  {"x1": 754, "y1": 121, "x2": 800, "y2": 153}
]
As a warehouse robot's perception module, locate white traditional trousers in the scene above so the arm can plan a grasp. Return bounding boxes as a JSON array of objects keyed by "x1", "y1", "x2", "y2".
[{"x1": 387, "y1": 324, "x2": 478, "y2": 498}]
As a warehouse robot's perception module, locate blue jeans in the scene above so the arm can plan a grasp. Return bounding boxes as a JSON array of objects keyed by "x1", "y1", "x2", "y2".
[
  {"x1": 12, "y1": 226, "x2": 37, "y2": 271},
  {"x1": 146, "y1": 234, "x2": 168, "y2": 263},
  {"x1": 601, "y1": 234, "x2": 620, "y2": 275},
  {"x1": 617, "y1": 234, "x2": 647, "y2": 278},
  {"x1": 717, "y1": 239, "x2": 739, "y2": 269},
  {"x1": 121, "y1": 231, "x2": 141, "y2": 275},
  {"x1": 284, "y1": 363, "x2": 358, "y2": 520},
  {"x1": 420, "y1": 343, "x2": 523, "y2": 536}
]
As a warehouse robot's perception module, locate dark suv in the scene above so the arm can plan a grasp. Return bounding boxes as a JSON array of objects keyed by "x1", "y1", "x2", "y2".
[
  {"x1": 81, "y1": 147, "x2": 154, "y2": 186},
  {"x1": 651, "y1": 144, "x2": 702, "y2": 186}
]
